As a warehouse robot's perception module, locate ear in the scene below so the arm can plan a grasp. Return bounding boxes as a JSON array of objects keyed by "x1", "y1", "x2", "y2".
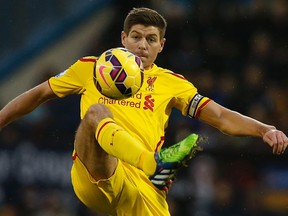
[
  {"x1": 159, "y1": 38, "x2": 166, "y2": 53},
  {"x1": 121, "y1": 31, "x2": 127, "y2": 47}
]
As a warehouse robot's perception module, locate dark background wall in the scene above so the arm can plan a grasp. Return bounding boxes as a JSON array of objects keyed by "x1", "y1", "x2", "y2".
[{"x1": 0, "y1": 0, "x2": 288, "y2": 215}]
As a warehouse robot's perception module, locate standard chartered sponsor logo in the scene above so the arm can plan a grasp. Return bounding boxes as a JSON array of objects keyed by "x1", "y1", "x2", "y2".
[{"x1": 98, "y1": 92, "x2": 143, "y2": 108}]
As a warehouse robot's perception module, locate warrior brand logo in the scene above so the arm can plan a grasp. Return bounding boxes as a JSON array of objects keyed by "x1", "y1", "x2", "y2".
[
  {"x1": 143, "y1": 95, "x2": 155, "y2": 111},
  {"x1": 146, "y1": 76, "x2": 157, "y2": 91}
]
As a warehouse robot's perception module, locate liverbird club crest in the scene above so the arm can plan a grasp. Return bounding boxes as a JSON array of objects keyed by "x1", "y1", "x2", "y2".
[{"x1": 146, "y1": 76, "x2": 157, "y2": 91}]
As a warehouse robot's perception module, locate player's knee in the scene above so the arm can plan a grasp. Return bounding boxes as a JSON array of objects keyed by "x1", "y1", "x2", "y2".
[{"x1": 84, "y1": 104, "x2": 113, "y2": 125}]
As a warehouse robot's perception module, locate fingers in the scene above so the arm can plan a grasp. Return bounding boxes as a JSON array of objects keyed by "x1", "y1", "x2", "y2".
[
  {"x1": 263, "y1": 129, "x2": 288, "y2": 155},
  {"x1": 274, "y1": 132, "x2": 288, "y2": 155}
]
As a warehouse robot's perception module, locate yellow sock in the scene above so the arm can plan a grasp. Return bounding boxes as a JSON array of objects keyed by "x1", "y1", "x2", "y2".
[
  {"x1": 138, "y1": 151, "x2": 156, "y2": 176},
  {"x1": 96, "y1": 118, "x2": 156, "y2": 175}
]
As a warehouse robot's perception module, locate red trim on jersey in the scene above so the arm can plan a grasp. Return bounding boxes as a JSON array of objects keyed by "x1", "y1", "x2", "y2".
[
  {"x1": 155, "y1": 136, "x2": 165, "y2": 152},
  {"x1": 47, "y1": 80, "x2": 59, "y2": 97},
  {"x1": 194, "y1": 99, "x2": 212, "y2": 118},
  {"x1": 165, "y1": 72, "x2": 187, "y2": 80},
  {"x1": 96, "y1": 120, "x2": 115, "y2": 140},
  {"x1": 80, "y1": 57, "x2": 96, "y2": 63},
  {"x1": 47, "y1": 80, "x2": 52, "y2": 89}
]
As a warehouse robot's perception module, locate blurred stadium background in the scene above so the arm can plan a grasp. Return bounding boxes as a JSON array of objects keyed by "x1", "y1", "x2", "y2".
[{"x1": 0, "y1": 0, "x2": 288, "y2": 215}]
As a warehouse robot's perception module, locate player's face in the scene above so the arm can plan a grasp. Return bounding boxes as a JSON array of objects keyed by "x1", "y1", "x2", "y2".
[{"x1": 121, "y1": 24, "x2": 165, "y2": 70}]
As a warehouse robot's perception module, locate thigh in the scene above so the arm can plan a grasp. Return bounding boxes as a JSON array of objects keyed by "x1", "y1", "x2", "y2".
[
  {"x1": 71, "y1": 153, "x2": 170, "y2": 216},
  {"x1": 74, "y1": 104, "x2": 117, "y2": 180}
]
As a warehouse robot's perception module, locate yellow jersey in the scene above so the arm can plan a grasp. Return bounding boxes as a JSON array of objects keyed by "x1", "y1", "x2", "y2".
[{"x1": 49, "y1": 56, "x2": 211, "y2": 152}]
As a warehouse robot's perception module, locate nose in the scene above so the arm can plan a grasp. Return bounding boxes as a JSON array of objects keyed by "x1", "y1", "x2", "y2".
[{"x1": 138, "y1": 38, "x2": 147, "y2": 50}]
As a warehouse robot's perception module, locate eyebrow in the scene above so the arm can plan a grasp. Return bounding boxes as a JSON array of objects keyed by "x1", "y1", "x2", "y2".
[{"x1": 130, "y1": 30, "x2": 159, "y2": 38}]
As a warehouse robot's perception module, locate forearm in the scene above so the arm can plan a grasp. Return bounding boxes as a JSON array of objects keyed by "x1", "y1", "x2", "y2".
[
  {"x1": 218, "y1": 110, "x2": 275, "y2": 138},
  {"x1": 0, "y1": 92, "x2": 40, "y2": 128},
  {"x1": 199, "y1": 101, "x2": 275, "y2": 138},
  {"x1": 0, "y1": 81, "x2": 56, "y2": 129},
  {"x1": 199, "y1": 100, "x2": 287, "y2": 154},
  {"x1": 218, "y1": 108, "x2": 287, "y2": 155}
]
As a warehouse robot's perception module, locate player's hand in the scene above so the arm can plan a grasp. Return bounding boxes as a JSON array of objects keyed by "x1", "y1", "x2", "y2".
[{"x1": 263, "y1": 129, "x2": 288, "y2": 154}]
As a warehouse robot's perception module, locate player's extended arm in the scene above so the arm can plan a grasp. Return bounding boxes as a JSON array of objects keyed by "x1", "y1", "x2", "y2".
[
  {"x1": 198, "y1": 100, "x2": 288, "y2": 154},
  {"x1": 0, "y1": 81, "x2": 57, "y2": 129}
]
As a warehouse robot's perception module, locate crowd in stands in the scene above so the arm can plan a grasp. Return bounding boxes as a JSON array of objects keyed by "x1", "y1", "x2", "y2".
[{"x1": 0, "y1": 0, "x2": 288, "y2": 215}]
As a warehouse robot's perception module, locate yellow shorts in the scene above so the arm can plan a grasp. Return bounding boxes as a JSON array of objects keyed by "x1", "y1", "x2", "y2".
[{"x1": 71, "y1": 152, "x2": 170, "y2": 216}]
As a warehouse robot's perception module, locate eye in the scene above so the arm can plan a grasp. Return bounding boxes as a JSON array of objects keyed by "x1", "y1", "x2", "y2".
[
  {"x1": 147, "y1": 37, "x2": 157, "y2": 43},
  {"x1": 131, "y1": 35, "x2": 141, "y2": 41}
]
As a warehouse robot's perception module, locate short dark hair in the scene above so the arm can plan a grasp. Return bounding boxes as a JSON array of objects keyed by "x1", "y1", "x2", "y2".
[{"x1": 123, "y1": 7, "x2": 167, "y2": 39}]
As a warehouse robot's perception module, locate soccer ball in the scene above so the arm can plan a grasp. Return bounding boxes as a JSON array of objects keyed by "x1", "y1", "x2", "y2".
[{"x1": 94, "y1": 47, "x2": 144, "y2": 99}]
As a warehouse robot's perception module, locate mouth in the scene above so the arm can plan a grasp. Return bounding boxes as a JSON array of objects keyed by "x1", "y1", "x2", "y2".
[
  {"x1": 137, "y1": 54, "x2": 147, "y2": 61},
  {"x1": 134, "y1": 51, "x2": 145, "y2": 57}
]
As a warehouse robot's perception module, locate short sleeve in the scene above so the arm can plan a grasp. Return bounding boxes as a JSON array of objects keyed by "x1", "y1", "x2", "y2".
[{"x1": 49, "y1": 57, "x2": 96, "y2": 97}]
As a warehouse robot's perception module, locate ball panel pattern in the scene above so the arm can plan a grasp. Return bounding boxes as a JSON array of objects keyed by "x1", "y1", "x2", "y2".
[{"x1": 94, "y1": 47, "x2": 144, "y2": 99}]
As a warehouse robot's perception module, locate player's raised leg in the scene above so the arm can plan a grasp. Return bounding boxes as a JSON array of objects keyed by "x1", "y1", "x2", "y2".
[
  {"x1": 74, "y1": 103, "x2": 203, "y2": 186},
  {"x1": 73, "y1": 104, "x2": 118, "y2": 180},
  {"x1": 74, "y1": 103, "x2": 156, "y2": 180}
]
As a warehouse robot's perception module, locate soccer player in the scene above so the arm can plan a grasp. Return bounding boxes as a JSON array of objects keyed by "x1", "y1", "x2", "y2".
[{"x1": 0, "y1": 7, "x2": 287, "y2": 216}]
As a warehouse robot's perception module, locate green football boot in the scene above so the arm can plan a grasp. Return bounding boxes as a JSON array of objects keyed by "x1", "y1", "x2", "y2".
[{"x1": 150, "y1": 133, "x2": 203, "y2": 191}]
